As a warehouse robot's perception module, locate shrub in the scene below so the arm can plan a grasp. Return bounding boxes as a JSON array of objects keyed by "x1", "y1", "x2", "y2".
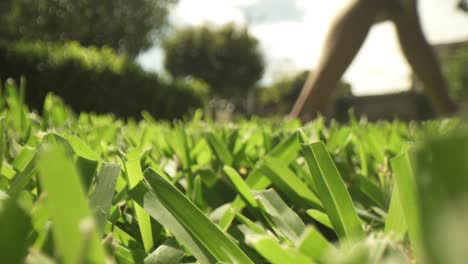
[
  {"x1": 0, "y1": 41, "x2": 208, "y2": 119},
  {"x1": 163, "y1": 23, "x2": 265, "y2": 98}
]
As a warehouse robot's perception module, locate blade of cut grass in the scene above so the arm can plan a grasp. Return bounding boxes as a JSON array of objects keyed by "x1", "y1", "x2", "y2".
[
  {"x1": 391, "y1": 153, "x2": 424, "y2": 262},
  {"x1": 36, "y1": 144, "x2": 105, "y2": 264},
  {"x1": 245, "y1": 233, "x2": 313, "y2": 264},
  {"x1": 409, "y1": 134, "x2": 468, "y2": 264},
  {"x1": 205, "y1": 132, "x2": 233, "y2": 166},
  {"x1": 0, "y1": 196, "x2": 32, "y2": 264},
  {"x1": 384, "y1": 184, "x2": 407, "y2": 239},
  {"x1": 218, "y1": 133, "x2": 302, "y2": 230},
  {"x1": 63, "y1": 135, "x2": 100, "y2": 190},
  {"x1": 144, "y1": 238, "x2": 185, "y2": 264},
  {"x1": 297, "y1": 227, "x2": 335, "y2": 262},
  {"x1": 89, "y1": 163, "x2": 120, "y2": 234},
  {"x1": 164, "y1": 127, "x2": 191, "y2": 169},
  {"x1": 114, "y1": 244, "x2": 147, "y2": 264},
  {"x1": 261, "y1": 156, "x2": 322, "y2": 209},
  {"x1": 302, "y1": 141, "x2": 364, "y2": 242},
  {"x1": 297, "y1": 227, "x2": 336, "y2": 263},
  {"x1": 125, "y1": 159, "x2": 154, "y2": 252},
  {"x1": 12, "y1": 146, "x2": 36, "y2": 171},
  {"x1": 355, "y1": 176, "x2": 387, "y2": 209},
  {"x1": 131, "y1": 168, "x2": 254, "y2": 264},
  {"x1": 224, "y1": 166, "x2": 258, "y2": 209},
  {"x1": 306, "y1": 209, "x2": 333, "y2": 230},
  {"x1": 8, "y1": 154, "x2": 36, "y2": 197},
  {"x1": 256, "y1": 189, "x2": 306, "y2": 243}
]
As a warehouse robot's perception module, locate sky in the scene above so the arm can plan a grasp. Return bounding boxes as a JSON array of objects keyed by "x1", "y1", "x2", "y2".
[{"x1": 137, "y1": 0, "x2": 468, "y2": 96}]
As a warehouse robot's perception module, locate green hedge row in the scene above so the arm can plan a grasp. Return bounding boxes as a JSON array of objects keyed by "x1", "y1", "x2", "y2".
[{"x1": 0, "y1": 41, "x2": 208, "y2": 119}]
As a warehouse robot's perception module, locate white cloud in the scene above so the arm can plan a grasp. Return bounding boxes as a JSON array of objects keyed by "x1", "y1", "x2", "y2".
[{"x1": 171, "y1": 0, "x2": 251, "y2": 26}]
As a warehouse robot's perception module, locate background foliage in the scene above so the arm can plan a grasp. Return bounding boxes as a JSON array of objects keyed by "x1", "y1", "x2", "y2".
[
  {"x1": 1, "y1": 0, "x2": 178, "y2": 57},
  {"x1": 0, "y1": 41, "x2": 208, "y2": 119},
  {"x1": 163, "y1": 23, "x2": 265, "y2": 99}
]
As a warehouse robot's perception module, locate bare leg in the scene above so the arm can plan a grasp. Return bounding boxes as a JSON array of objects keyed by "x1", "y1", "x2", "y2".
[
  {"x1": 290, "y1": 0, "x2": 386, "y2": 121},
  {"x1": 391, "y1": 1, "x2": 458, "y2": 115}
]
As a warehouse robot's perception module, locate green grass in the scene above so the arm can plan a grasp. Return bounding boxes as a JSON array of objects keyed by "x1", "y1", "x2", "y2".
[{"x1": 0, "y1": 79, "x2": 467, "y2": 263}]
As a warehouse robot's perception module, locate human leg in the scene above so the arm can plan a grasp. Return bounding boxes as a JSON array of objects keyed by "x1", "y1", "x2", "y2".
[
  {"x1": 391, "y1": 0, "x2": 458, "y2": 115},
  {"x1": 290, "y1": 0, "x2": 386, "y2": 121}
]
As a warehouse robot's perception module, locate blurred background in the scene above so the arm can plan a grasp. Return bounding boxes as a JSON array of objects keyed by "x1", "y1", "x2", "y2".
[{"x1": 0, "y1": 0, "x2": 467, "y2": 121}]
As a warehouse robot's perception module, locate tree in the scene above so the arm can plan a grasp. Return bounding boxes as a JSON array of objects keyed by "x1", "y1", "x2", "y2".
[
  {"x1": 2, "y1": 0, "x2": 178, "y2": 57},
  {"x1": 163, "y1": 23, "x2": 265, "y2": 98}
]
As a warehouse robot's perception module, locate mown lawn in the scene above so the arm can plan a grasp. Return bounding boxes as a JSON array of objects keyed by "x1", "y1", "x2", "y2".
[{"x1": 0, "y1": 80, "x2": 467, "y2": 264}]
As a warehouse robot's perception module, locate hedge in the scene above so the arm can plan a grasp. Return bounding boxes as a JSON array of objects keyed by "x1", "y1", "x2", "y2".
[{"x1": 0, "y1": 41, "x2": 208, "y2": 119}]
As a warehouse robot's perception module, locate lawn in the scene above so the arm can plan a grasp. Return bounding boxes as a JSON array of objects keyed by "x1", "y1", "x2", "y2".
[{"x1": 0, "y1": 80, "x2": 466, "y2": 264}]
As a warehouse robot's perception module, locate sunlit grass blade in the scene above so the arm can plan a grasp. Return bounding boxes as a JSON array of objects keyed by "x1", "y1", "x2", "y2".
[
  {"x1": 384, "y1": 184, "x2": 407, "y2": 239},
  {"x1": 0, "y1": 117, "x2": 6, "y2": 175},
  {"x1": 391, "y1": 153, "x2": 424, "y2": 262},
  {"x1": 114, "y1": 244, "x2": 147, "y2": 264},
  {"x1": 297, "y1": 226, "x2": 335, "y2": 262},
  {"x1": 256, "y1": 189, "x2": 306, "y2": 243},
  {"x1": 224, "y1": 166, "x2": 258, "y2": 209},
  {"x1": 11, "y1": 146, "x2": 36, "y2": 171},
  {"x1": 306, "y1": 209, "x2": 333, "y2": 230},
  {"x1": 0, "y1": 196, "x2": 32, "y2": 264},
  {"x1": 63, "y1": 135, "x2": 100, "y2": 161},
  {"x1": 8, "y1": 147, "x2": 37, "y2": 197},
  {"x1": 410, "y1": 134, "x2": 468, "y2": 264},
  {"x1": 164, "y1": 127, "x2": 191, "y2": 169},
  {"x1": 218, "y1": 132, "x2": 303, "y2": 230},
  {"x1": 205, "y1": 132, "x2": 233, "y2": 166},
  {"x1": 193, "y1": 175, "x2": 205, "y2": 209},
  {"x1": 302, "y1": 141, "x2": 364, "y2": 242},
  {"x1": 125, "y1": 159, "x2": 154, "y2": 252},
  {"x1": 354, "y1": 176, "x2": 387, "y2": 209},
  {"x1": 89, "y1": 163, "x2": 120, "y2": 234},
  {"x1": 218, "y1": 164, "x2": 271, "y2": 231},
  {"x1": 261, "y1": 156, "x2": 322, "y2": 209},
  {"x1": 144, "y1": 238, "x2": 185, "y2": 264},
  {"x1": 105, "y1": 221, "x2": 143, "y2": 249},
  {"x1": 245, "y1": 233, "x2": 313, "y2": 264},
  {"x1": 268, "y1": 132, "x2": 301, "y2": 163},
  {"x1": 36, "y1": 144, "x2": 105, "y2": 264},
  {"x1": 64, "y1": 135, "x2": 100, "y2": 190},
  {"x1": 236, "y1": 212, "x2": 266, "y2": 234},
  {"x1": 132, "y1": 168, "x2": 254, "y2": 264}
]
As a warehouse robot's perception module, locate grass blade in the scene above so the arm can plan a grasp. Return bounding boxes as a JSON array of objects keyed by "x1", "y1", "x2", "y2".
[
  {"x1": 302, "y1": 141, "x2": 364, "y2": 242},
  {"x1": 125, "y1": 159, "x2": 154, "y2": 252},
  {"x1": 256, "y1": 189, "x2": 306, "y2": 243},
  {"x1": 144, "y1": 238, "x2": 185, "y2": 264},
  {"x1": 384, "y1": 184, "x2": 407, "y2": 239},
  {"x1": 130, "y1": 181, "x2": 215, "y2": 263},
  {"x1": 0, "y1": 196, "x2": 32, "y2": 264},
  {"x1": 297, "y1": 227, "x2": 335, "y2": 262},
  {"x1": 223, "y1": 166, "x2": 258, "y2": 209},
  {"x1": 36, "y1": 144, "x2": 105, "y2": 264},
  {"x1": 306, "y1": 209, "x2": 333, "y2": 230},
  {"x1": 261, "y1": 156, "x2": 322, "y2": 209},
  {"x1": 245, "y1": 233, "x2": 313, "y2": 264},
  {"x1": 391, "y1": 153, "x2": 424, "y2": 262},
  {"x1": 132, "y1": 168, "x2": 254, "y2": 264},
  {"x1": 205, "y1": 132, "x2": 233, "y2": 166},
  {"x1": 89, "y1": 163, "x2": 120, "y2": 234}
]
